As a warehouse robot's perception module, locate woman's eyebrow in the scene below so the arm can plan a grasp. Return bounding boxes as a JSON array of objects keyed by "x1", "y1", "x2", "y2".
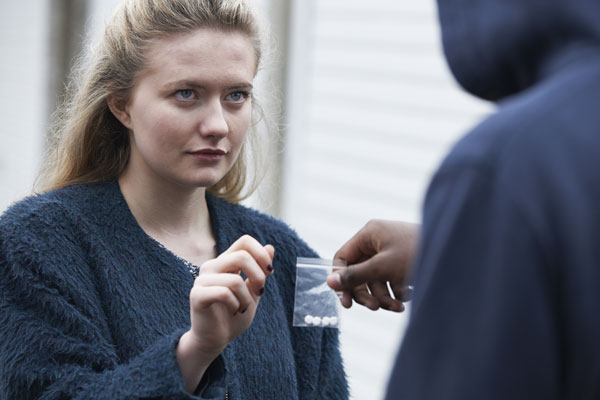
[
  {"x1": 161, "y1": 80, "x2": 205, "y2": 90},
  {"x1": 227, "y1": 83, "x2": 254, "y2": 90},
  {"x1": 162, "y1": 80, "x2": 253, "y2": 90}
]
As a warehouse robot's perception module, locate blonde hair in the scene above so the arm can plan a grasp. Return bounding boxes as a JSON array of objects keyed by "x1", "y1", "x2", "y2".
[{"x1": 38, "y1": 0, "x2": 268, "y2": 203}]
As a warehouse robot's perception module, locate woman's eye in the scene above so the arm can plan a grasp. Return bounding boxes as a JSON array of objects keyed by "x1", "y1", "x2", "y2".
[
  {"x1": 226, "y1": 91, "x2": 250, "y2": 103},
  {"x1": 175, "y1": 89, "x2": 195, "y2": 100}
]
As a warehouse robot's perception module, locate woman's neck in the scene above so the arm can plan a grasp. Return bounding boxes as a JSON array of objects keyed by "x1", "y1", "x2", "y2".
[{"x1": 118, "y1": 170, "x2": 217, "y2": 264}]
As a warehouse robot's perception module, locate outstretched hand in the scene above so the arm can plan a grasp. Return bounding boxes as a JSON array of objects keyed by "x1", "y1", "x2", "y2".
[
  {"x1": 177, "y1": 235, "x2": 275, "y2": 393},
  {"x1": 327, "y1": 220, "x2": 418, "y2": 312}
]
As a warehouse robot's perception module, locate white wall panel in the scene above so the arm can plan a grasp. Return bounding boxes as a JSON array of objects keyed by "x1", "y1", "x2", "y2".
[
  {"x1": 282, "y1": 1, "x2": 493, "y2": 398},
  {"x1": 0, "y1": 2, "x2": 49, "y2": 211}
]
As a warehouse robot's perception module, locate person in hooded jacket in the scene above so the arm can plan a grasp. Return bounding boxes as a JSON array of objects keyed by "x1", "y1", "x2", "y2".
[{"x1": 328, "y1": 0, "x2": 600, "y2": 398}]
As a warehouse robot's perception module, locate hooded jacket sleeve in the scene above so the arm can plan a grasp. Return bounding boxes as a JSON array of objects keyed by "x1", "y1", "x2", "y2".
[
  {"x1": 386, "y1": 164, "x2": 560, "y2": 400},
  {"x1": 0, "y1": 202, "x2": 225, "y2": 400}
]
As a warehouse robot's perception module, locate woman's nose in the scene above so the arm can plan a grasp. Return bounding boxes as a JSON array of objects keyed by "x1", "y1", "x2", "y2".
[{"x1": 198, "y1": 100, "x2": 228, "y2": 138}]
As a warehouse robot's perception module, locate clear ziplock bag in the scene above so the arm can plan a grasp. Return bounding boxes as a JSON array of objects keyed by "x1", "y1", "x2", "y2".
[{"x1": 293, "y1": 257, "x2": 344, "y2": 328}]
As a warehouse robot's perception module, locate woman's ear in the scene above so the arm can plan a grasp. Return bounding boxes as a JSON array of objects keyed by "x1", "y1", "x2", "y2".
[{"x1": 107, "y1": 96, "x2": 132, "y2": 130}]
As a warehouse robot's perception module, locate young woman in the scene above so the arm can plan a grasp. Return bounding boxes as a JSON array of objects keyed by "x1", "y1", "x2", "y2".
[{"x1": 0, "y1": 1, "x2": 348, "y2": 398}]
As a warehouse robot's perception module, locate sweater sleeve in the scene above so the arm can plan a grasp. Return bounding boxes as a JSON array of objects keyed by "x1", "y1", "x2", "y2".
[
  {"x1": 385, "y1": 166, "x2": 560, "y2": 400},
  {"x1": 0, "y1": 203, "x2": 225, "y2": 400},
  {"x1": 317, "y1": 326, "x2": 349, "y2": 400}
]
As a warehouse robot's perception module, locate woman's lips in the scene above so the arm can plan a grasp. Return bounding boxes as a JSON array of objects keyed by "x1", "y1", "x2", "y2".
[{"x1": 188, "y1": 148, "x2": 227, "y2": 162}]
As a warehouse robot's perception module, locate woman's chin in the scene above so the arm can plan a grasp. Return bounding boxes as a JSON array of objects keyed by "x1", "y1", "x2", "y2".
[
  {"x1": 162, "y1": 170, "x2": 227, "y2": 190},
  {"x1": 187, "y1": 175, "x2": 224, "y2": 189}
]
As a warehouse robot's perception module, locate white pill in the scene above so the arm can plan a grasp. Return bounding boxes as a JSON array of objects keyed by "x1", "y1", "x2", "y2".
[
  {"x1": 312, "y1": 316, "x2": 322, "y2": 326},
  {"x1": 330, "y1": 316, "x2": 338, "y2": 326},
  {"x1": 321, "y1": 317, "x2": 331, "y2": 327},
  {"x1": 304, "y1": 315, "x2": 314, "y2": 325}
]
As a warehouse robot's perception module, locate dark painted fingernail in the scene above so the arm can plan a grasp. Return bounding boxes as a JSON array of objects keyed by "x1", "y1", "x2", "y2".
[
  {"x1": 241, "y1": 307, "x2": 247, "y2": 314},
  {"x1": 260, "y1": 287, "x2": 265, "y2": 296},
  {"x1": 267, "y1": 264, "x2": 273, "y2": 272}
]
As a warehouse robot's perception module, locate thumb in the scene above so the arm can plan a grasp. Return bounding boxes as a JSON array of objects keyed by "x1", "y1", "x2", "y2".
[{"x1": 327, "y1": 256, "x2": 381, "y2": 290}]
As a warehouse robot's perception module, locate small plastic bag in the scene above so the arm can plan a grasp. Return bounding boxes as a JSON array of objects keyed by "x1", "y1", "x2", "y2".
[{"x1": 293, "y1": 257, "x2": 344, "y2": 328}]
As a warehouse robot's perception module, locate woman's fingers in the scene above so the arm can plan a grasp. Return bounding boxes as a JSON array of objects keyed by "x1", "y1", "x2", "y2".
[
  {"x1": 221, "y1": 235, "x2": 274, "y2": 275},
  {"x1": 183, "y1": 236, "x2": 276, "y2": 366},
  {"x1": 201, "y1": 251, "x2": 264, "y2": 297},
  {"x1": 191, "y1": 273, "x2": 254, "y2": 314},
  {"x1": 200, "y1": 235, "x2": 275, "y2": 297},
  {"x1": 263, "y1": 244, "x2": 275, "y2": 264}
]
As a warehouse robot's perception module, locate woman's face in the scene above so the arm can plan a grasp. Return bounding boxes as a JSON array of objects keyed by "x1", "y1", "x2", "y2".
[{"x1": 113, "y1": 28, "x2": 256, "y2": 189}]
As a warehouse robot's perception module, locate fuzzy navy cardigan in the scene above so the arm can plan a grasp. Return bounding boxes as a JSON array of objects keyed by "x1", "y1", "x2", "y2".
[{"x1": 0, "y1": 181, "x2": 348, "y2": 399}]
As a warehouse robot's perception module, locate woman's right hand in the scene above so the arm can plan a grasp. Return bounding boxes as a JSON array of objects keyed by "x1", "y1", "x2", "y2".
[{"x1": 177, "y1": 235, "x2": 275, "y2": 393}]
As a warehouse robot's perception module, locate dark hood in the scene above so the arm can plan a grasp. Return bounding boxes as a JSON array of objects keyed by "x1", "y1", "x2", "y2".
[{"x1": 437, "y1": 0, "x2": 600, "y2": 101}]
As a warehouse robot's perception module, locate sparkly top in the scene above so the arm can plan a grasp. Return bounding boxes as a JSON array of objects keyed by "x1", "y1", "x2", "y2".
[{"x1": 155, "y1": 241, "x2": 200, "y2": 278}]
